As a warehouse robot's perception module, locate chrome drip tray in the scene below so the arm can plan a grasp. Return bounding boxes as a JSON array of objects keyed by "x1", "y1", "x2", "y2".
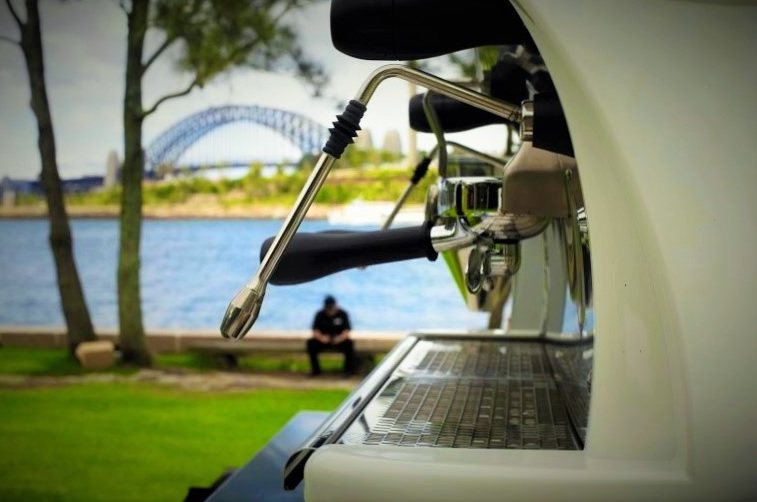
[
  {"x1": 284, "y1": 333, "x2": 592, "y2": 490},
  {"x1": 340, "y1": 338, "x2": 588, "y2": 450}
]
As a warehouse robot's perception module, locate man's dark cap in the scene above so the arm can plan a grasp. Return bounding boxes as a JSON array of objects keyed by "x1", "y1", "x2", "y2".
[{"x1": 324, "y1": 295, "x2": 336, "y2": 307}]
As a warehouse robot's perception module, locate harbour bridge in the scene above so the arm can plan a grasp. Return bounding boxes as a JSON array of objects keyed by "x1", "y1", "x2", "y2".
[
  {"x1": 144, "y1": 105, "x2": 331, "y2": 176},
  {"x1": 0, "y1": 105, "x2": 333, "y2": 201}
]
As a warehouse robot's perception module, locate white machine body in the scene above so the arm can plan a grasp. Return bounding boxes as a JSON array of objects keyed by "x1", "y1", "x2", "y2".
[{"x1": 303, "y1": 2, "x2": 757, "y2": 500}]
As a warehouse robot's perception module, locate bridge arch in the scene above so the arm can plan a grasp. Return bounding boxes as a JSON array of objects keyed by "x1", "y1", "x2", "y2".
[{"x1": 144, "y1": 105, "x2": 330, "y2": 171}]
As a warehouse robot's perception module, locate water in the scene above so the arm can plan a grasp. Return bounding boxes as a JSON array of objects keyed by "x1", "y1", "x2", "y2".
[
  {"x1": 0, "y1": 219, "x2": 495, "y2": 332},
  {"x1": 0, "y1": 218, "x2": 590, "y2": 333}
]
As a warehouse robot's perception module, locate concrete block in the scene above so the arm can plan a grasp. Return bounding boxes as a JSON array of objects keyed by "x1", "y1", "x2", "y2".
[{"x1": 75, "y1": 341, "x2": 116, "y2": 369}]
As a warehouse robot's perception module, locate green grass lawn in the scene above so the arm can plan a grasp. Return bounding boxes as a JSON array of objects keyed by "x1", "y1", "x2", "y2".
[
  {"x1": 159, "y1": 350, "x2": 348, "y2": 374},
  {"x1": 0, "y1": 347, "x2": 347, "y2": 375},
  {"x1": 0, "y1": 348, "x2": 350, "y2": 502},
  {"x1": 0, "y1": 347, "x2": 134, "y2": 375}
]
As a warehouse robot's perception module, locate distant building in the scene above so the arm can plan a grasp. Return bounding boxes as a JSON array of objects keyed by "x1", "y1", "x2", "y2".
[
  {"x1": 1, "y1": 176, "x2": 37, "y2": 203},
  {"x1": 2, "y1": 189, "x2": 15, "y2": 207},
  {"x1": 355, "y1": 129, "x2": 374, "y2": 151},
  {"x1": 1, "y1": 177, "x2": 17, "y2": 206},
  {"x1": 0, "y1": 175, "x2": 104, "y2": 202},
  {"x1": 61, "y1": 176, "x2": 105, "y2": 193},
  {"x1": 382, "y1": 129, "x2": 402, "y2": 156},
  {"x1": 105, "y1": 150, "x2": 120, "y2": 188}
]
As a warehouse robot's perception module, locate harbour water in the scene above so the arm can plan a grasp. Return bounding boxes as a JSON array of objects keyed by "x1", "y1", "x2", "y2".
[
  {"x1": 0, "y1": 218, "x2": 488, "y2": 332},
  {"x1": 0, "y1": 218, "x2": 587, "y2": 333}
]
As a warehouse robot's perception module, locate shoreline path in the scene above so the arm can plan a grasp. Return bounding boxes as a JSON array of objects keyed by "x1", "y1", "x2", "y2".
[{"x1": 0, "y1": 368, "x2": 361, "y2": 392}]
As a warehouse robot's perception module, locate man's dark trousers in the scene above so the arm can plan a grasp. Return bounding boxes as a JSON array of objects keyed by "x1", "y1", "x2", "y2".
[{"x1": 306, "y1": 338, "x2": 356, "y2": 375}]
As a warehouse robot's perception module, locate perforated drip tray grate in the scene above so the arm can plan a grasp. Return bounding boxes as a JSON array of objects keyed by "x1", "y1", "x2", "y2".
[{"x1": 340, "y1": 338, "x2": 589, "y2": 450}]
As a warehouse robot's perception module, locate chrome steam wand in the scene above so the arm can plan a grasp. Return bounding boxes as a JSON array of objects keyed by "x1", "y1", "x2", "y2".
[
  {"x1": 220, "y1": 153, "x2": 340, "y2": 339},
  {"x1": 220, "y1": 64, "x2": 522, "y2": 340}
]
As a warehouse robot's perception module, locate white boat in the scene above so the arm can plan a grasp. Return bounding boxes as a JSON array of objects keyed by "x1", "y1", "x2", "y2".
[{"x1": 326, "y1": 199, "x2": 425, "y2": 227}]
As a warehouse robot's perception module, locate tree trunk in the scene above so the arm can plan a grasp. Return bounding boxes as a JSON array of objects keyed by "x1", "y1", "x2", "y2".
[
  {"x1": 19, "y1": 0, "x2": 96, "y2": 351},
  {"x1": 118, "y1": 0, "x2": 152, "y2": 366}
]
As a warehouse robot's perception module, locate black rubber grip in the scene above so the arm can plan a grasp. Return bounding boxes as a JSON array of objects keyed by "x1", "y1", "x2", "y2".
[
  {"x1": 409, "y1": 93, "x2": 512, "y2": 133},
  {"x1": 323, "y1": 100, "x2": 367, "y2": 159},
  {"x1": 261, "y1": 224, "x2": 437, "y2": 286},
  {"x1": 533, "y1": 92, "x2": 574, "y2": 157},
  {"x1": 331, "y1": 0, "x2": 533, "y2": 61},
  {"x1": 410, "y1": 156, "x2": 431, "y2": 184}
]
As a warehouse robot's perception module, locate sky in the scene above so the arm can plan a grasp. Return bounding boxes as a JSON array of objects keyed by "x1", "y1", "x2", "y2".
[{"x1": 0, "y1": 0, "x2": 506, "y2": 180}]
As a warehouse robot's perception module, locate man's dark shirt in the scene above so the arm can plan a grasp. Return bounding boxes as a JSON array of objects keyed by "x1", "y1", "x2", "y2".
[{"x1": 312, "y1": 309, "x2": 351, "y2": 338}]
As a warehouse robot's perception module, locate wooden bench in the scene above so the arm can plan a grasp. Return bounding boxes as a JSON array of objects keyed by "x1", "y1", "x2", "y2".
[{"x1": 186, "y1": 332, "x2": 403, "y2": 372}]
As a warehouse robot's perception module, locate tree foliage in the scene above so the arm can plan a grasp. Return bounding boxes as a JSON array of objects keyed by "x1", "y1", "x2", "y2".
[
  {"x1": 154, "y1": 0, "x2": 325, "y2": 87},
  {"x1": 134, "y1": 0, "x2": 326, "y2": 118}
]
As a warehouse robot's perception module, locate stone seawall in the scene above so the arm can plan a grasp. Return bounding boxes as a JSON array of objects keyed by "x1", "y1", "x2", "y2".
[{"x1": 0, "y1": 325, "x2": 405, "y2": 354}]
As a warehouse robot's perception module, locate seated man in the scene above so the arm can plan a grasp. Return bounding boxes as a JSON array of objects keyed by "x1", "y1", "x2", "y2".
[{"x1": 307, "y1": 295, "x2": 356, "y2": 376}]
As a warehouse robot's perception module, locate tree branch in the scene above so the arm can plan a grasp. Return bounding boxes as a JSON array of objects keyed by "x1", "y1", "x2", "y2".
[
  {"x1": 0, "y1": 33, "x2": 20, "y2": 45},
  {"x1": 4, "y1": 0, "x2": 23, "y2": 28},
  {"x1": 141, "y1": 77, "x2": 200, "y2": 118},
  {"x1": 271, "y1": 1, "x2": 298, "y2": 25},
  {"x1": 141, "y1": 35, "x2": 176, "y2": 76},
  {"x1": 226, "y1": 36, "x2": 261, "y2": 64}
]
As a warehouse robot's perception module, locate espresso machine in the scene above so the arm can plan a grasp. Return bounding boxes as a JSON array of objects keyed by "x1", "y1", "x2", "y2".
[{"x1": 211, "y1": 1, "x2": 757, "y2": 500}]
